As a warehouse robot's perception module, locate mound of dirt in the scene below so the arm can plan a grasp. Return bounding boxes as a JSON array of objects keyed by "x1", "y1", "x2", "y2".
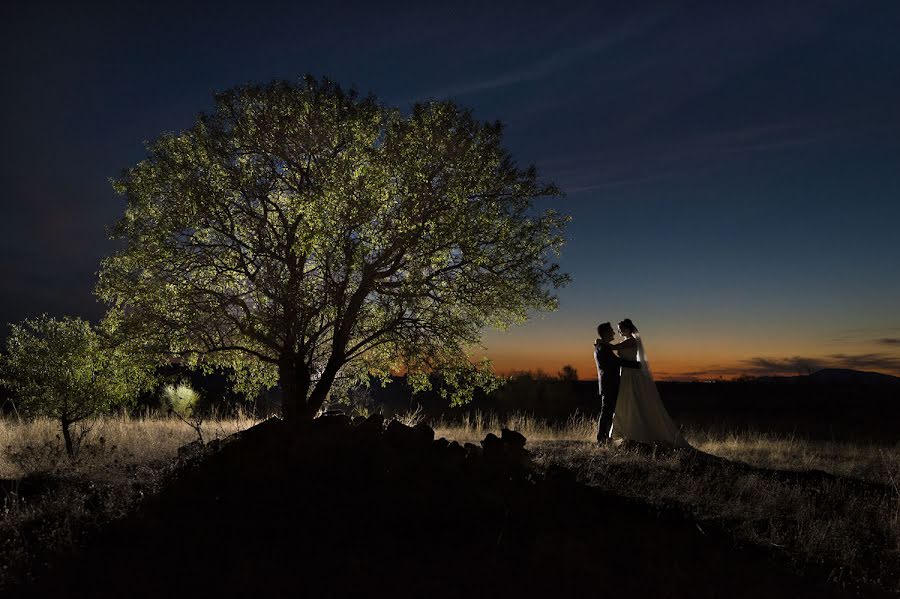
[{"x1": 11, "y1": 416, "x2": 860, "y2": 598}]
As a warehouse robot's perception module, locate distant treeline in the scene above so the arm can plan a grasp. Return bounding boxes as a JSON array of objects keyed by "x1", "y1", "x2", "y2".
[
  {"x1": 369, "y1": 371, "x2": 900, "y2": 442},
  {"x1": 2, "y1": 366, "x2": 897, "y2": 442}
]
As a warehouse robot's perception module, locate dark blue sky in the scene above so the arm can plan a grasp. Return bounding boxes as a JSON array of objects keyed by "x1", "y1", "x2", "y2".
[{"x1": 1, "y1": 1, "x2": 898, "y2": 377}]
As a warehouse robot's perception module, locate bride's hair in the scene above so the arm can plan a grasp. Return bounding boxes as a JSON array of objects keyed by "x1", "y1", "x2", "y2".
[{"x1": 618, "y1": 318, "x2": 638, "y2": 334}]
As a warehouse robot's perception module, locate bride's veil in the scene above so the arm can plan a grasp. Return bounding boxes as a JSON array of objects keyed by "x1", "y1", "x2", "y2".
[{"x1": 633, "y1": 332, "x2": 655, "y2": 382}]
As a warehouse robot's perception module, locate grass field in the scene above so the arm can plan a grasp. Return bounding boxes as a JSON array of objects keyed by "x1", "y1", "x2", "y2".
[{"x1": 1, "y1": 411, "x2": 898, "y2": 594}]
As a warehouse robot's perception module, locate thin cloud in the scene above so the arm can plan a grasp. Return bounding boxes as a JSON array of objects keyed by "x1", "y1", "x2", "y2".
[
  {"x1": 537, "y1": 116, "x2": 855, "y2": 195},
  {"x1": 730, "y1": 353, "x2": 900, "y2": 376},
  {"x1": 419, "y1": 15, "x2": 662, "y2": 100},
  {"x1": 827, "y1": 327, "x2": 900, "y2": 344},
  {"x1": 665, "y1": 352, "x2": 900, "y2": 379},
  {"x1": 565, "y1": 174, "x2": 665, "y2": 194},
  {"x1": 743, "y1": 356, "x2": 827, "y2": 375},
  {"x1": 827, "y1": 353, "x2": 900, "y2": 371}
]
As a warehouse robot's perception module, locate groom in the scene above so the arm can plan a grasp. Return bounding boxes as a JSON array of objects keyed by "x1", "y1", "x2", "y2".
[{"x1": 594, "y1": 322, "x2": 641, "y2": 444}]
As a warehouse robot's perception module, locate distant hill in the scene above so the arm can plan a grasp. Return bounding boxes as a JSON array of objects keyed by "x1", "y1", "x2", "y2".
[
  {"x1": 807, "y1": 368, "x2": 900, "y2": 385},
  {"x1": 756, "y1": 368, "x2": 900, "y2": 386}
]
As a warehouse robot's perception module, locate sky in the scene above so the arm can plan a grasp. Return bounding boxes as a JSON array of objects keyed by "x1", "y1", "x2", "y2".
[{"x1": 1, "y1": 1, "x2": 898, "y2": 380}]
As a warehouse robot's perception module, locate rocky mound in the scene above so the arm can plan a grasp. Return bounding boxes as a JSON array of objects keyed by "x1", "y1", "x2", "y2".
[{"x1": 11, "y1": 415, "x2": 857, "y2": 598}]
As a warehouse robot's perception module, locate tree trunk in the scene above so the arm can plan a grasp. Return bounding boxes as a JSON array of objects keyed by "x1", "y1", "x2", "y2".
[
  {"x1": 306, "y1": 359, "x2": 342, "y2": 419},
  {"x1": 279, "y1": 356, "x2": 311, "y2": 425},
  {"x1": 60, "y1": 418, "x2": 75, "y2": 457}
]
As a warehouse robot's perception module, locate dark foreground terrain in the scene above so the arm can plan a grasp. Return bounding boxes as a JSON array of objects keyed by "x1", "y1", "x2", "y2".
[{"x1": 7, "y1": 416, "x2": 883, "y2": 598}]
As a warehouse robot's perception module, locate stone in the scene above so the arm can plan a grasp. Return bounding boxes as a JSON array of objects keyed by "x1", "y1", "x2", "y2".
[
  {"x1": 385, "y1": 419, "x2": 420, "y2": 448},
  {"x1": 353, "y1": 413, "x2": 385, "y2": 442},
  {"x1": 413, "y1": 422, "x2": 435, "y2": 444},
  {"x1": 500, "y1": 428, "x2": 527, "y2": 450},
  {"x1": 480, "y1": 432, "x2": 502, "y2": 454},
  {"x1": 463, "y1": 442, "x2": 483, "y2": 458},
  {"x1": 311, "y1": 413, "x2": 351, "y2": 435}
]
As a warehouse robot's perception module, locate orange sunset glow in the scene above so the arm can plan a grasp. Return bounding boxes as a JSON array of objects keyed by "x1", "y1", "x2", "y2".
[{"x1": 479, "y1": 320, "x2": 900, "y2": 381}]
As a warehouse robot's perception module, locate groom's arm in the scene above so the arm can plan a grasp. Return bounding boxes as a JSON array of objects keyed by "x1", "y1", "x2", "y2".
[
  {"x1": 607, "y1": 345, "x2": 640, "y2": 369},
  {"x1": 595, "y1": 343, "x2": 641, "y2": 369},
  {"x1": 618, "y1": 356, "x2": 641, "y2": 369}
]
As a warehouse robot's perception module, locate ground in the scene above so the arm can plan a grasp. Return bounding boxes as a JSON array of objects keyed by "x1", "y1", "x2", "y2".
[{"x1": 0, "y1": 413, "x2": 897, "y2": 597}]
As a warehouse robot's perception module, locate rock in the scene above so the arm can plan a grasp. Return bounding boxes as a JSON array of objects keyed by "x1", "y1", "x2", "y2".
[
  {"x1": 385, "y1": 419, "x2": 422, "y2": 449},
  {"x1": 311, "y1": 413, "x2": 351, "y2": 435},
  {"x1": 481, "y1": 431, "x2": 532, "y2": 470},
  {"x1": 463, "y1": 442, "x2": 483, "y2": 458},
  {"x1": 360, "y1": 413, "x2": 384, "y2": 429},
  {"x1": 413, "y1": 422, "x2": 435, "y2": 444},
  {"x1": 500, "y1": 428, "x2": 527, "y2": 450},
  {"x1": 439, "y1": 440, "x2": 466, "y2": 473},
  {"x1": 353, "y1": 413, "x2": 384, "y2": 442},
  {"x1": 480, "y1": 432, "x2": 502, "y2": 454}
]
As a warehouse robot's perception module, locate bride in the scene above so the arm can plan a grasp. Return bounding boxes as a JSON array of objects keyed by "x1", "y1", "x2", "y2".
[{"x1": 608, "y1": 319, "x2": 689, "y2": 448}]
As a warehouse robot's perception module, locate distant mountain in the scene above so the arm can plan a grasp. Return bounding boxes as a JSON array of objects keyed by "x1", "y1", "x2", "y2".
[
  {"x1": 756, "y1": 368, "x2": 900, "y2": 386},
  {"x1": 806, "y1": 368, "x2": 900, "y2": 386}
]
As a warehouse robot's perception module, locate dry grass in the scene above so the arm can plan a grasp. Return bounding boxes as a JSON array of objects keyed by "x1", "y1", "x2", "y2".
[
  {"x1": 433, "y1": 411, "x2": 900, "y2": 486},
  {"x1": 433, "y1": 412, "x2": 900, "y2": 594},
  {"x1": 0, "y1": 411, "x2": 257, "y2": 479},
  {"x1": 689, "y1": 427, "x2": 900, "y2": 487}
]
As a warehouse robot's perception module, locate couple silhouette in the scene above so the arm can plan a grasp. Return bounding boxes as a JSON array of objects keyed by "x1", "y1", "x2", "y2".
[{"x1": 593, "y1": 319, "x2": 689, "y2": 448}]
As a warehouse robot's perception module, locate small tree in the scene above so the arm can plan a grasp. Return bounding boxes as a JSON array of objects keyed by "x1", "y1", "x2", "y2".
[
  {"x1": 161, "y1": 381, "x2": 204, "y2": 443},
  {"x1": 0, "y1": 315, "x2": 153, "y2": 456},
  {"x1": 557, "y1": 365, "x2": 578, "y2": 382}
]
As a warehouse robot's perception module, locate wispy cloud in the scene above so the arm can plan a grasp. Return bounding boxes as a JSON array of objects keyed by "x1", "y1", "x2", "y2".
[
  {"x1": 743, "y1": 356, "x2": 827, "y2": 375},
  {"x1": 827, "y1": 327, "x2": 900, "y2": 344},
  {"x1": 739, "y1": 353, "x2": 900, "y2": 375},
  {"x1": 827, "y1": 353, "x2": 900, "y2": 371},
  {"x1": 673, "y1": 352, "x2": 900, "y2": 378},
  {"x1": 564, "y1": 174, "x2": 665, "y2": 194},
  {"x1": 418, "y1": 15, "x2": 661, "y2": 100},
  {"x1": 542, "y1": 116, "x2": 862, "y2": 193}
]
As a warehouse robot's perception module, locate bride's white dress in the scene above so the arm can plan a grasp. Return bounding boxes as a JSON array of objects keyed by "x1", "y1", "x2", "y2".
[{"x1": 612, "y1": 336, "x2": 689, "y2": 448}]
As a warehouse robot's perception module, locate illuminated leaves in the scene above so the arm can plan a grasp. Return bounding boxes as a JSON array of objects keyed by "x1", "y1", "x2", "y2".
[
  {"x1": 0, "y1": 315, "x2": 154, "y2": 423},
  {"x1": 97, "y1": 76, "x2": 569, "y2": 412}
]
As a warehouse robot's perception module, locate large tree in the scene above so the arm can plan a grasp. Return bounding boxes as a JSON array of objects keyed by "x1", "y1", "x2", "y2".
[{"x1": 97, "y1": 77, "x2": 568, "y2": 423}]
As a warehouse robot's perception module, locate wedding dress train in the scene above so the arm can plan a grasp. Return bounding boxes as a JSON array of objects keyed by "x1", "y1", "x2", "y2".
[{"x1": 612, "y1": 335, "x2": 689, "y2": 448}]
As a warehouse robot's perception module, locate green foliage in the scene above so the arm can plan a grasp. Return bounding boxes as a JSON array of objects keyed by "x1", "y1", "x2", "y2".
[
  {"x1": 97, "y1": 76, "x2": 569, "y2": 417},
  {"x1": 0, "y1": 315, "x2": 153, "y2": 423},
  {"x1": 160, "y1": 380, "x2": 205, "y2": 443},
  {"x1": 160, "y1": 381, "x2": 201, "y2": 418},
  {"x1": 431, "y1": 358, "x2": 506, "y2": 407}
]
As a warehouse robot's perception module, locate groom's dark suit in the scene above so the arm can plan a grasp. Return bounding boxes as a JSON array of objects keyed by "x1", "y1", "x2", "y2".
[{"x1": 594, "y1": 342, "x2": 641, "y2": 442}]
